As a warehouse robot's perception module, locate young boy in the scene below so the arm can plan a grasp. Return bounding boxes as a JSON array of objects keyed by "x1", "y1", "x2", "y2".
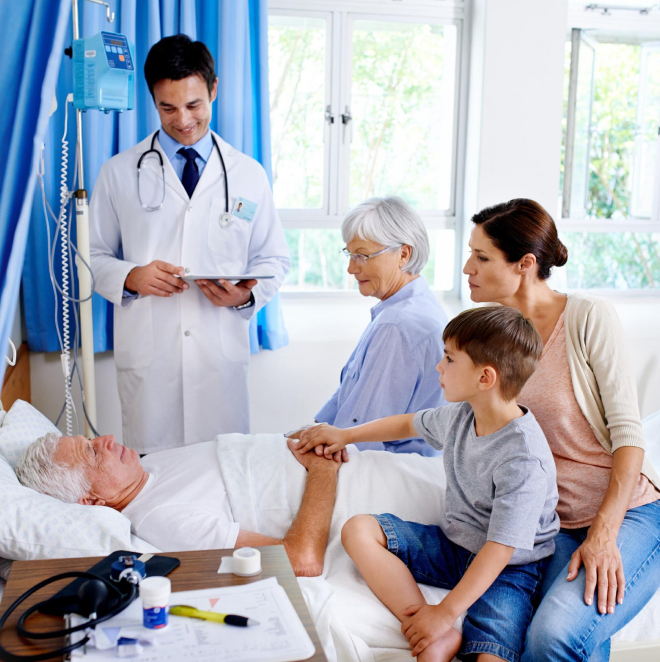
[{"x1": 296, "y1": 306, "x2": 559, "y2": 662}]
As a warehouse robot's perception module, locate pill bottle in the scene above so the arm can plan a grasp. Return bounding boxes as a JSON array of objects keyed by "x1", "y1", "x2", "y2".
[{"x1": 140, "y1": 576, "x2": 171, "y2": 629}]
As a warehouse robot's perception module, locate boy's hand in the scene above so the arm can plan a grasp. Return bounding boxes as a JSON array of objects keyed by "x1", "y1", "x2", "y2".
[
  {"x1": 401, "y1": 604, "x2": 455, "y2": 657},
  {"x1": 298, "y1": 423, "x2": 349, "y2": 456}
]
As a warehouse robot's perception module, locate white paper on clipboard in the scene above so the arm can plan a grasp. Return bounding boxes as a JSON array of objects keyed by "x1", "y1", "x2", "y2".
[{"x1": 71, "y1": 577, "x2": 316, "y2": 661}]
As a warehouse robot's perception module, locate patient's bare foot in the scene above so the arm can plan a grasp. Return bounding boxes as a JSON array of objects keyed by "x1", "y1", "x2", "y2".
[{"x1": 416, "y1": 626, "x2": 461, "y2": 662}]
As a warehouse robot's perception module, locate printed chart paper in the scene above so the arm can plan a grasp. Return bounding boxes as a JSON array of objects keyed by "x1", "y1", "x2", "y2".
[{"x1": 72, "y1": 577, "x2": 316, "y2": 661}]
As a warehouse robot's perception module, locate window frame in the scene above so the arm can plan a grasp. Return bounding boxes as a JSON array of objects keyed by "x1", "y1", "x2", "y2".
[
  {"x1": 561, "y1": 9, "x2": 660, "y2": 235},
  {"x1": 632, "y1": 40, "x2": 660, "y2": 220},
  {"x1": 268, "y1": 0, "x2": 469, "y2": 296}
]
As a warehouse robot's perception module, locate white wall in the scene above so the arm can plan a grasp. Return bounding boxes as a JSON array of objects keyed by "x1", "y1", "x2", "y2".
[
  {"x1": 466, "y1": 0, "x2": 567, "y2": 212},
  {"x1": 462, "y1": 0, "x2": 568, "y2": 301}
]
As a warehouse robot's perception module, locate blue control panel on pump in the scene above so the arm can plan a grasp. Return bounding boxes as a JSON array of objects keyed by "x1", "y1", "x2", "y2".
[{"x1": 72, "y1": 31, "x2": 135, "y2": 112}]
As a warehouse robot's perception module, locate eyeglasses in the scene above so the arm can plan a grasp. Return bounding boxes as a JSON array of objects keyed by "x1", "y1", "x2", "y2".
[{"x1": 340, "y1": 245, "x2": 402, "y2": 265}]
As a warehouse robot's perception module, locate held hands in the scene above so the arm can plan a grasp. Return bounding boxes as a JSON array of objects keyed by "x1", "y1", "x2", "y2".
[
  {"x1": 401, "y1": 603, "x2": 455, "y2": 657},
  {"x1": 286, "y1": 438, "x2": 346, "y2": 470},
  {"x1": 567, "y1": 521, "x2": 625, "y2": 614},
  {"x1": 196, "y1": 279, "x2": 257, "y2": 308},
  {"x1": 298, "y1": 423, "x2": 350, "y2": 458},
  {"x1": 125, "y1": 261, "x2": 188, "y2": 297}
]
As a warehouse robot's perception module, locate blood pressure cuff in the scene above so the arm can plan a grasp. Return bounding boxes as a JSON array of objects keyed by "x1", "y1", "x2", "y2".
[{"x1": 40, "y1": 551, "x2": 179, "y2": 617}]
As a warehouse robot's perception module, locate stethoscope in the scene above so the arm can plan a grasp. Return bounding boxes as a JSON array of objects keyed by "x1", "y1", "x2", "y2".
[{"x1": 137, "y1": 130, "x2": 233, "y2": 227}]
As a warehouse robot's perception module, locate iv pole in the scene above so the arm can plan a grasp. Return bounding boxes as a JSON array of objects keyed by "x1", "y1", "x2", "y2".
[{"x1": 70, "y1": 0, "x2": 108, "y2": 438}]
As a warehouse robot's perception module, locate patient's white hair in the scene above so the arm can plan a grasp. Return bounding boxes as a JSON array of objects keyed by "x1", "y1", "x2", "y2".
[
  {"x1": 15, "y1": 432, "x2": 91, "y2": 503},
  {"x1": 341, "y1": 196, "x2": 430, "y2": 275}
]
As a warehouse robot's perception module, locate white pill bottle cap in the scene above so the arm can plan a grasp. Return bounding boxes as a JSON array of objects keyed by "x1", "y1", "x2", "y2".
[{"x1": 140, "y1": 576, "x2": 171, "y2": 608}]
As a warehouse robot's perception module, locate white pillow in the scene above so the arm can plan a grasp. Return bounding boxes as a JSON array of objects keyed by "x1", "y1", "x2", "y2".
[{"x1": 0, "y1": 399, "x2": 60, "y2": 468}]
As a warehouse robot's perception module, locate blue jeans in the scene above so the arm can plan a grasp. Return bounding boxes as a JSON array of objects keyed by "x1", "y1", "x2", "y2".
[
  {"x1": 373, "y1": 514, "x2": 549, "y2": 662},
  {"x1": 521, "y1": 499, "x2": 660, "y2": 662}
]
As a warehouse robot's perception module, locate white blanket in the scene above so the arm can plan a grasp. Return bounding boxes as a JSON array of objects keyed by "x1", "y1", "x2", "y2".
[{"x1": 217, "y1": 433, "x2": 660, "y2": 661}]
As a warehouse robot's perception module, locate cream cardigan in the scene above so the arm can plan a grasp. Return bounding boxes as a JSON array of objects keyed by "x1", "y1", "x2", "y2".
[{"x1": 564, "y1": 292, "x2": 660, "y2": 490}]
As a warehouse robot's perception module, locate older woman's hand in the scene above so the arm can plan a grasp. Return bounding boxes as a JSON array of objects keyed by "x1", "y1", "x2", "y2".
[
  {"x1": 298, "y1": 423, "x2": 349, "y2": 457},
  {"x1": 567, "y1": 522, "x2": 625, "y2": 614}
]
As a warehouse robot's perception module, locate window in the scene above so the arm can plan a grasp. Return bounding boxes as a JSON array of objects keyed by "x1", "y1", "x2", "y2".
[
  {"x1": 561, "y1": 26, "x2": 660, "y2": 289},
  {"x1": 269, "y1": 14, "x2": 329, "y2": 211},
  {"x1": 268, "y1": 2, "x2": 465, "y2": 292}
]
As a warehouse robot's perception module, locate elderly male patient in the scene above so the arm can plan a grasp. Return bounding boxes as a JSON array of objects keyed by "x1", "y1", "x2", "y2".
[{"x1": 16, "y1": 433, "x2": 341, "y2": 577}]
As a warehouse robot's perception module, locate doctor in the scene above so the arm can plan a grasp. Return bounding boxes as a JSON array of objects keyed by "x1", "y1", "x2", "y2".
[{"x1": 90, "y1": 35, "x2": 290, "y2": 454}]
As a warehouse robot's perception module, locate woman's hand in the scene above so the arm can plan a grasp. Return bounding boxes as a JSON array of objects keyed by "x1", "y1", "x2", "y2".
[
  {"x1": 401, "y1": 604, "x2": 455, "y2": 657},
  {"x1": 298, "y1": 423, "x2": 349, "y2": 456},
  {"x1": 567, "y1": 521, "x2": 625, "y2": 614}
]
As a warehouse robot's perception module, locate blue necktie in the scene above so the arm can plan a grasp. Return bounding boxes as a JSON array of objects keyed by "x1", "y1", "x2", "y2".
[{"x1": 177, "y1": 147, "x2": 201, "y2": 198}]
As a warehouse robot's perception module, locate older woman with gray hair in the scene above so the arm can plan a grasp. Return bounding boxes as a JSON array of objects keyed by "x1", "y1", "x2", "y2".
[{"x1": 314, "y1": 196, "x2": 448, "y2": 456}]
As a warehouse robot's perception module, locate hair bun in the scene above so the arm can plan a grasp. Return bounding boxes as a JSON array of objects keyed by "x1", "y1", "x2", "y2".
[{"x1": 554, "y1": 241, "x2": 568, "y2": 268}]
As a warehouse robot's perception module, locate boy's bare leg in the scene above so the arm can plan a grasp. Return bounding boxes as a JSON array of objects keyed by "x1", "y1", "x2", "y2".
[{"x1": 342, "y1": 515, "x2": 461, "y2": 661}]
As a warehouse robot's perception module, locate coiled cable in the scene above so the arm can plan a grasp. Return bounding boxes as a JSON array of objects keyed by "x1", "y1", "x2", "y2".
[{"x1": 59, "y1": 99, "x2": 74, "y2": 436}]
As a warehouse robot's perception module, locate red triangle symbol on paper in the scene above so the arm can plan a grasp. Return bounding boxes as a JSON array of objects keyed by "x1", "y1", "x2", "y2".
[{"x1": 209, "y1": 598, "x2": 219, "y2": 609}]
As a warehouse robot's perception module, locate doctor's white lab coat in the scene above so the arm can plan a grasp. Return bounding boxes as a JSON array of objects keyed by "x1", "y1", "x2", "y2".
[{"x1": 89, "y1": 131, "x2": 290, "y2": 454}]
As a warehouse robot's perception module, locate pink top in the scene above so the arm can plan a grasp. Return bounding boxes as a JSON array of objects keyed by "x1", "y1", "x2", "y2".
[{"x1": 519, "y1": 312, "x2": 659, "y2": 528}]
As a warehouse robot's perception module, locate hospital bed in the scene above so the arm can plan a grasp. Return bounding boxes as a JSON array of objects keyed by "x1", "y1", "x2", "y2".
[{"x1": 0, "y1": 400, "x2": 659, "y2": 662}]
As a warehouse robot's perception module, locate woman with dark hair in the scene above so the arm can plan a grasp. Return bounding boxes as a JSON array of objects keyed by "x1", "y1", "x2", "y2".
[{"x1": 463, "y1": 198, "x2": 660, "y2": 661}]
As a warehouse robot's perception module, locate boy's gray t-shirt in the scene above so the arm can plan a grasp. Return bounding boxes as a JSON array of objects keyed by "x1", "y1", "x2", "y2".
[{"x1": 413, "y1": 401, "x2": 559, "y2": 564}]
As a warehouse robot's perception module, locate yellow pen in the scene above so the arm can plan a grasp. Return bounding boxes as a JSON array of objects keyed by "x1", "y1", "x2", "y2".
[{"x1": 170, "y1": 605, "x2": 260, "y2": 627}]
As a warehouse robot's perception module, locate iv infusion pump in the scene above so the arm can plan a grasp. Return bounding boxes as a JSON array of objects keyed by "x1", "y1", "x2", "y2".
[{"x1": 72, "y1": 31, "x2": 135, "y2": 112}]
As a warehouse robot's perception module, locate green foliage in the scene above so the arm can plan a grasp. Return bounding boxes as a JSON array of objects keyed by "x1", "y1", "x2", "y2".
[
  {"x1": 562, "y1": 40, "x2": 660, "y2": 289},
  {"x1": 564, "y1": 232, "x2": 660, "y2": 289},
  {"x1": 268, "y1": 19, "x2": 325, "y2": 209},
  {"x1": 587, "y1": 44, "x2": 639, "y2": 220},
  {"x1": 349, "y1": 23, "x2": 453, "y2": 209}
]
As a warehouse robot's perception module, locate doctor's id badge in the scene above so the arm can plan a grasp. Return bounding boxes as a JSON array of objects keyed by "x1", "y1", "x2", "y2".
[{"x1": 232, "y1": 197, "x2": 257, "y2": 222}]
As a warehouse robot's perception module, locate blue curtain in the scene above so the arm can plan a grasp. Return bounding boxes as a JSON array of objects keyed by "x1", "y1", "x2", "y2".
[
  {"x1": 23, "y1": 0, "x2": 288, "y2": 355},
  {"x1": 0, "y1": 0, "x2": 71, "y2": 387}
]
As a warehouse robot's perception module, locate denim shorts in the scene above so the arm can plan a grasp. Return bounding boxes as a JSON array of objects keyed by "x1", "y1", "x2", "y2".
[{"x1": 373, "y1": 513, "x2": 549, "y2": 662}]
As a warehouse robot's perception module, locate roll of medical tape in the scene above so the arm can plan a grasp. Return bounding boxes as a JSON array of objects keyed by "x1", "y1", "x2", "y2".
[{"x1": 232, "y1": 547, "x2": 262, "y2": 577}]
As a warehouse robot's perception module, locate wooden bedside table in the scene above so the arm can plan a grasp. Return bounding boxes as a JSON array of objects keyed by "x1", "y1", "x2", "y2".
[{"x1": 0, "y1": 547, "x2": 327, "y2": 661}]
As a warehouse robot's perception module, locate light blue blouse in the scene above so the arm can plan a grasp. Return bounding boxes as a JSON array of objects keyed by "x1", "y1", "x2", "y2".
[{"x1": 315, "y1": 277, "x2": 448, "y2": 456}]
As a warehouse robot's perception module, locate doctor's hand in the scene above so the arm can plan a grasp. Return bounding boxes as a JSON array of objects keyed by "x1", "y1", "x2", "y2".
[
  {"x1": 196, "y1": 278, "x2": 257, "y2": 308},
  {"x1": 125, "y1": 261, "x2": 187, "y2": 297}
]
